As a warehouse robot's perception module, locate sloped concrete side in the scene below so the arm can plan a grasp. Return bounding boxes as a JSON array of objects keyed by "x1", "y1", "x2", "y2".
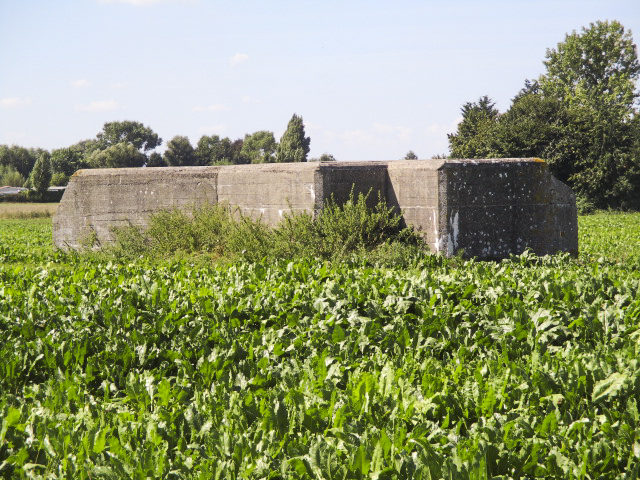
[{"x1": 385, "y1": 160, "x2": 442, "y2": 251}]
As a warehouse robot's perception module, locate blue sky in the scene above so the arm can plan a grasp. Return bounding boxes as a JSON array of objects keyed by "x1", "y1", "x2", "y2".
[{"x1": 1, "y1": 0, "x2": 639, "y2": 160}]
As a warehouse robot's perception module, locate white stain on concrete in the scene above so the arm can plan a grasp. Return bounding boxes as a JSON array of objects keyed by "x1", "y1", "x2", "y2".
[
  {"x1": 305, "y1": 183, "x2": 315, "y2": 201},
  {"x1": 447, "y1": 210, "x2": 459, "y2": 256},
  {"x1": 433, "y1": 212, "x2": 441, "y2": 252}
]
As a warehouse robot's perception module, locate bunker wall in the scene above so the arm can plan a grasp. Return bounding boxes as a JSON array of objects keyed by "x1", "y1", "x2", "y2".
[
  {"x1": 317, "y1": 163, "x2": 389, "y2": 208},
  {"x1": 436, "y1": 160, "x2": 578, "y2": 258},
  {"x1": 215, "y1": 163, "x2": 320, "y2": 225},
  {"x1": 53, "y1": 167, "x2": 220, "y2": 250},
  {"x1": 53, "y1": 159, "x2": 578, "y2": 259}
]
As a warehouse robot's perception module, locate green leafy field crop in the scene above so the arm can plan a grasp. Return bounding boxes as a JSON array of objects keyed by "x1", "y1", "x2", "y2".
[
  {"x1": 579, "y1": 212, "x2": 640, "y2": 265},
  {"x1": 1, "y1": 213, "x2": 639, "y2": 479}
]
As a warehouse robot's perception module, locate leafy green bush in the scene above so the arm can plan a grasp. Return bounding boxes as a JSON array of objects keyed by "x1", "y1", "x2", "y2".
[
  {"x1": 575, "y1": 194, "x2": 596, "y2": 215},
  {"x1": 109, "y1": 190, "x2": 423, "y2": 262},
  {"x1": 314, "y1": 191, "x2": 419, "y2": 257}
]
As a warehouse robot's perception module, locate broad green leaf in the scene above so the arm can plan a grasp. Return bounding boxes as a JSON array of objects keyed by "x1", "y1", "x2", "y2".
[
  {"x1": 5, "y1": 406, "x2": 21, "y2": 427},
  {"x1": 592, "y1": 372, "x2": 627, "y2": 403}
]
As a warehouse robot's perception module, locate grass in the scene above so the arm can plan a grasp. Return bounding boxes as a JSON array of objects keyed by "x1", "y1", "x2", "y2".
[{"x1": 0, "y1": 202, "x2": 59, "y2": 219}]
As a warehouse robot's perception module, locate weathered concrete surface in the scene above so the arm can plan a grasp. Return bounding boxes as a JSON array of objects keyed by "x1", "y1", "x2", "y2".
[
  {"x1": 53, "y1": 159, "x2": 578, "y2": 258},
  {"x1": 433, "y1": 159, "x2": 577, "y2": 258}
]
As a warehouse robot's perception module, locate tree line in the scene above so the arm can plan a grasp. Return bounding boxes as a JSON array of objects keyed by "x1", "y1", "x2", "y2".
[
  {"x1": 0, "y1": 113, "x2": 325, "y2": 196},
  {"x1": 2, "y1": 21, "x2": 639, "y2": 209},
  {"x1": 447, "y1": 20, "x2": 640, "y2": 211}
]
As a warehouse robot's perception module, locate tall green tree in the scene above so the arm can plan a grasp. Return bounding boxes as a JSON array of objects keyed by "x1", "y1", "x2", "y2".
[
  {"x1": 30, "y1": 152, "x2": 52, "y2": 195},
  {"x1": 0, "y1": 145, "x2": 38, "y2": 178},
  {"x1": 228, "y1": 138, "x2": 246, "y2": 164},
  {"x1": 538, "y1": 20, "x2": 640, "y2": 208},
  {"x1": 196, "y1": 135, "x2": 246, "y2": 165},
  {"x1": 0, "y1": 165, "x2": 25, "y2": 187},
  {"x1": 448, "y1": 21, "x2": 640, "y2": 209},
  {"x1": 540, "y1": 20, "x2": 639, "y2": 114},
  {"x1": 275, "y1": 114, "x2": 311, "y2": 163},
  {"x1": 87, "y1": 143, "x2": 146, "y2": 169},
  {"x1": 164, "y1": 136, "x2": 197, "y2": 167},
  {"x1": 447, "y1": 96, "x2": 500, "y2": 158},
  {"x1": 146, "y1": 152, "x2": 167, "y2": 168},
  {"x1": 493, "y1": 82, "x2": 590, "y2": 183},
  {"x1": 195, "y1": 135, "x2": 223, "y2": 166},
  {"x1": 51, "y1": 147, "x2": 90, "y2": 178},
  {"x1": 97, "y1": 120, "x2": 162, "y2": 153},
  {"x1": 240, "y1": 131, "x2": 277, "y2": 164},
  {"x1": 65, "y1": 139, "x2": 102, "y2": 173}
]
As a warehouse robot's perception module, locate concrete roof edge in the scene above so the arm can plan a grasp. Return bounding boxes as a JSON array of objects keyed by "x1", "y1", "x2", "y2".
[{"x1": 71, "y1": 158, "x2": 544, "y2": 177}]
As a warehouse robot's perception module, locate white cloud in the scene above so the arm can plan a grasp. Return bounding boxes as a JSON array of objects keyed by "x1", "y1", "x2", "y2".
[
  {"x1": 241, "y1": 95, "x2": 260, "y2": 104},
  {"x1": 74, "y1": 100, "x2": 120, "y2": 112},
  {"x1": 0, "y1": 97, "x2": 33, "y2": 108},
  {"x1": 373, "y1": 123, "x2": 414, "y2": 141},
  {"x1": 192, "y1": 104, "x2": 228, "y2": 112},
  {"x1": 71, "y1": 79, "x2": 91, "y2": 88},
  {"x1": 230, "y1": 53, "x2": 249, "y2": 66}
]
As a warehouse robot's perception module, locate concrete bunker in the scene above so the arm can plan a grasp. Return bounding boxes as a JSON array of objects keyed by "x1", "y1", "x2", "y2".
[{"x1": 53, "y1": 159, "x2": 578, "y2": 259}]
